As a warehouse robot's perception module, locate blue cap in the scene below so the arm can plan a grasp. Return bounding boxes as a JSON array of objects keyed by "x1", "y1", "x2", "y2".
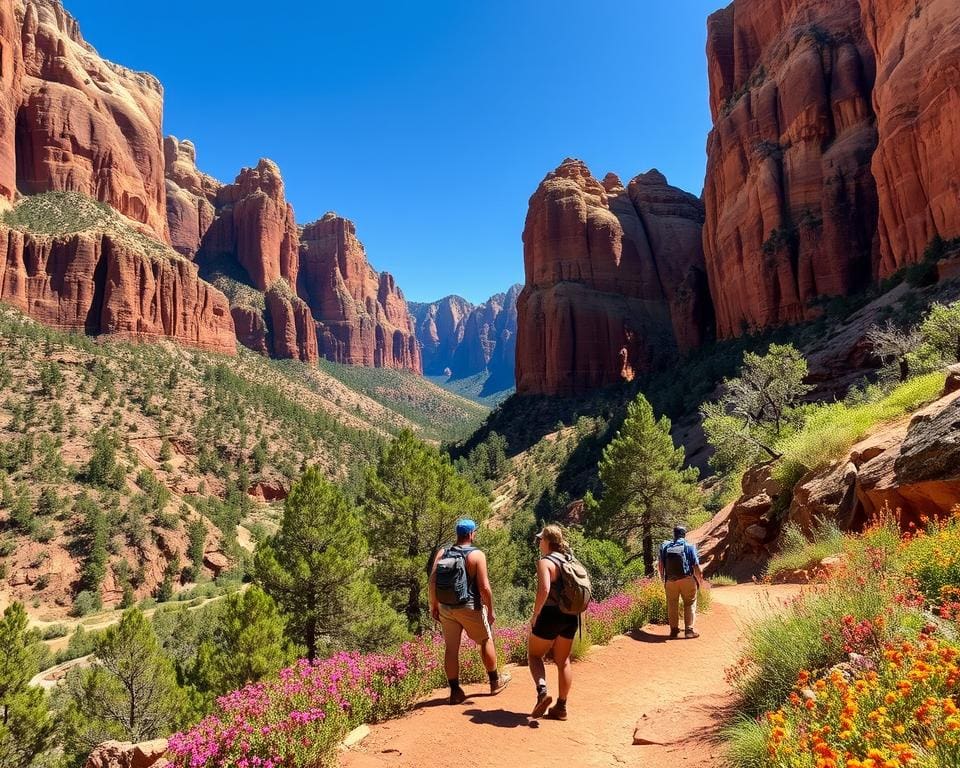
[{"x1": 456, "y1": 519, "x2": 477, "y2": 537}]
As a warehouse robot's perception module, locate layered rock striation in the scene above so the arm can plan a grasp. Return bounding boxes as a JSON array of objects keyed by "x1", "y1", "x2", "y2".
[
  {"x1": 515, "y1": 159, "x2": 712, "y2": 396},
  {"x1": 411, "y1": 284, "x2": 521, "y2": 388},
  {"x1": 703, "y1": 0, "x2": 879, "y2": 338},
  {"x1": 861, "y1": 0, "x2": 960, "y2": 276},
  {"x1": 299, "y1": 213, "x2": 421, "y2": 371},
  {"x1": 13, "y1": 0, "x2": 169, "y2": 240}
]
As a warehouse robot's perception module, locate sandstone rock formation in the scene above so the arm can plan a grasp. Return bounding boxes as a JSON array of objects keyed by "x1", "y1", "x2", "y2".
[
  {"x1": 411, "y1": 284, "x2": 521, "y2": 390},
  {"x1": 0, "y1": 196, "x2": 235, "y2": 354},
  {"x1": 84, "y1": 739, "x2": 169, "y2": 768},
  {"x1": 0, "y1": 0, "x2": 22, "y2": 204},
  {"x1": 861, "y1": 0, "x2": 960, "y2": 276},
  {"x1": 198, "y1": 159, "x2": 298, "y2": 291},
  {"x1": 703, "y1": 0, "x2": 879, "y2": 338},
  {"x1": 265, "y1": 282, "x2": 318, "y2": 364},
  {"x1": 516, "y1": 159, "x2": 712, "y2": 396},
  {"x1": 164, "y1": 137, "x2": 220, "y2": 258},
  {"x1": 299, "y1": 213, "x2": 421, "y2": 372},
  {"x1": 13, "y1": 0, "x2": 169, "y2": 241}
]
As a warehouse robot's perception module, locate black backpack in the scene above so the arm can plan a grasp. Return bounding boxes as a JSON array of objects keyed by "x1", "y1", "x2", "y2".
[
  {"x1": 662, "y1": 540, "x2": 691, "y2": 579},
  {"x1": 434, "y1": 546, "x2": 474, "y2": 606}
]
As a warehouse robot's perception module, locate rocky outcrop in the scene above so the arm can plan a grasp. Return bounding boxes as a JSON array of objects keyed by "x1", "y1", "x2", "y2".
[
  {"x1": 164, "y1": 137, "x2": 220, "y2": 258},
  {"x1": 0, "y1": 221, "x2": 235, "y2": 354},
  {"x1": 14, "y1": 0, "x2": 169, "y2": 241},
  {"x1": 703, "y1": 0, "x2": 879, "y2": 339},
  {"x1": 265, "y1": 282, "x2": 318, "y2": 364},
  {"x1": 230, "y1": 305, "x2": 268, "y2": 355},
  {"x1": 516, "y1": 159, "x2": 711, "y2": 396},
  {"x1": 84, "y1": 739, "x2": 169, "y2": 768},
  {"x1": 299, "y1": 213, "x2": 421, "y2": 372},
  {"x1": 861, "y1": 0, "x2": 960, "y2": 276},
  {"x1": 0, "y1": 0, "x2": 22, "y2": 204},
  {"x1": 198, "y1": 159, "x2": 299, "y2": 291},
  {"x1": 411, "y1": 284, "x2": 521, "y2": 388}
]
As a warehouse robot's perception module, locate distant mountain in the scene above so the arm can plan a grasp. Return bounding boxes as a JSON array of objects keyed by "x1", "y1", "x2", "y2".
[{"x1": 410, "y1": 285, "x2": 521, "y2": 400}]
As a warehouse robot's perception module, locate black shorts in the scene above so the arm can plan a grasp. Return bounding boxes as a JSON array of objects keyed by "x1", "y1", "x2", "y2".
[{"x1": 532, "y1": 605, "x2": 578, "y2": 641}]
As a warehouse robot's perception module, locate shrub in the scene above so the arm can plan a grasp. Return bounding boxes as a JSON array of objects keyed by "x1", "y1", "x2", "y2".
[
  {"x1": 900, "y1": 514, "x2": 960, "y2": 608},
  {"x1": 765, "y1": 519, "x2": 846, "y2": 580},
  {"x1": 72, "y1": 590, "x2": 101, "y2": 618}
]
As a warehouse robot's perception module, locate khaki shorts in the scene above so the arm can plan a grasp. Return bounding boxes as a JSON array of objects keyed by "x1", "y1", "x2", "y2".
[{"x1": 439, "y1": 603, "x2": 491, "y2": 643}]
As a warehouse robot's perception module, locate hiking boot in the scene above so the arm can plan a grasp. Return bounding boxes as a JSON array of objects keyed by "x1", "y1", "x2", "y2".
[
  {"x1": 685, "y1": 628, "x2": 700, "y2": 639},
  {"x1": 546, "y1": 704, "x2": 568, "y2": 721},
  {"x1": 531, "y1": 692, "x2": 553, "y2": 719},
  {"x1": 489, "y1": 670, "x2": 512, "y2": 695},
  {"x1": 449, "y1": 687, "x2": 467, "y2": 705},
  {"x1": 669, "y1": 628, "x2": 680, "y2": 639}
]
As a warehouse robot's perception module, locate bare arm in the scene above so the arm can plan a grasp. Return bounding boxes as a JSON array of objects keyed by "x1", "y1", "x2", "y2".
[
  {"x1": 428, "y1": 549, "x2": 443, "y2": 621},
  {"x1": 531, "y1": 559, "x2": 551, "y2": 627},
  {"x1": 473, "y1": 551, "x2": 496, "y2": 625}
]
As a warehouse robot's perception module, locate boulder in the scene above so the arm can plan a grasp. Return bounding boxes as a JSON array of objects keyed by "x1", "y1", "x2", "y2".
[
  {"x1": 84, "y1": 739, "x2": 169, "y2": 768},
  {"x1": 703, "y1": 0, "x2": 878, "y2": 338},
  {"x1": 515, "y1": 159, "x2": 712, "y2": 396},
  {"x1": 945, "y1": 364, "x2": 960, "y2": 396}
]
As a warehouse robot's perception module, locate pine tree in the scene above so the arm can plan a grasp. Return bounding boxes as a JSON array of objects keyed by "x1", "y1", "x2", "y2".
[
  {"x1": 255, "y1": 466, "x2": 403, "y2": 660},
  {"x1": 0, "y1": 604, "x2": 53, "y2": 768},
  {"x1": 61, "y1": 609, "x2": 187, "y2": 761},
  {"x1": 586, "y1": 393, "x2": 701, "y2": 574},
  {"x1": 192, "y1": 586, "x2": 294, "y2": 697},
  {"x1": 361, "y1": 430, "x2": 490, "y2": 632}
]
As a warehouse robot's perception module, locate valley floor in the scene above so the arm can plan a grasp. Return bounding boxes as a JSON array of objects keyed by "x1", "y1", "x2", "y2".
[{"x1": 340, "y1": 583, "x2": 800, "y2": 768}]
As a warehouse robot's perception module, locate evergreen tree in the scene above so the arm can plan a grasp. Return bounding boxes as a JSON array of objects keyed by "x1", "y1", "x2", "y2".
[
  {"x1": 255, "y1": 467, "x2": 403, "y2": 660},
  {"x1": 361, "y1": 430, "x2": 489, "y2": 632},
  {"x1": 192, "y1": 586, "x2": 294, "y2": 697},
  {"x1": 0, "y1": 604, "x2": 52, "y2": 768},
  {"x1": 585, "y1": 393, "x2": 701, "y2": 574},
  {"x1": 61, "y1": 610, "x2": 187, "y2": 761},
  {"x1": 185, "y1": 520, "x2": 206, "y2": 582}
]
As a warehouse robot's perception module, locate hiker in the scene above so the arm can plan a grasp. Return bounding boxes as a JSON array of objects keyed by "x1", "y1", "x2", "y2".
[
  {"x1": 528, "y1": 524, "x2": 590, "y2": 721},
  {"x1": 657, "y1": 525, "x2": 705, "y2": 639},
  {"x1": 428, "y1": 518, "x2": 511, "y2": 704}
]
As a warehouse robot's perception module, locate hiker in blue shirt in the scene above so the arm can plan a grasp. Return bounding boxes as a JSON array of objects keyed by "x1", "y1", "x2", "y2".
[{"x1": 657, "y1": 525, "x2": 706, "y2": 639}]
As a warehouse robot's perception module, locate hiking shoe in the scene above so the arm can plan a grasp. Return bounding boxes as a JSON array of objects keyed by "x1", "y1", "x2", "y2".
[
  {"x1": 489, "y1": 670, "x2": 512, "y2": 695},
  {"x1": 449, "y1": 688, "x2": 467, "y2": 705},
  {"x1": 531, "y1": 692, "x2": 553, "y2": 719},
  {"x1": 546, "y1": 704, "x2": 568, "y2": 721},
  {"x1": 685, "y1": 628, "x2": 700, "y2": 639},
  {"x1": 669, "y1": 628, "x2": 680, "y2": 639}
]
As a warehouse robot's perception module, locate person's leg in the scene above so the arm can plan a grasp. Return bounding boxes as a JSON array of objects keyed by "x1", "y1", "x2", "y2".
[
  {"x1": 460, "y1": 607, "x2": 509, "y2": 692},
  {"x1": 527, "y1": 632, "x2": 554, "y2": 717},
  {"x1": 680, "y1": 577, "x2": 698, "y2": 635},
  {"x1": 553, "y1": 635, "x2": 574, "y2": 701},
  {"x1": 439, "y1": 610, "x2": 465, "y2": 701},
  {"x1": 665, "y1": 580, "x2": 681, "y2": 634}
]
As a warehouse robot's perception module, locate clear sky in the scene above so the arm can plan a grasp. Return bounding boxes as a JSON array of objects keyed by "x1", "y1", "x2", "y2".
[{"x1": 65, "y1": 0, "x2": 721, "y2": 304}]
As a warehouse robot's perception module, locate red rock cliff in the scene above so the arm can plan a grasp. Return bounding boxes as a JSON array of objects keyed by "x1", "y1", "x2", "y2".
[
  {"x1": 0, "y1": 0, "x2": 22, "y2": 204},
  {"x1": 199, "y1": 159, "x2": 299, "y2": 292},
  {"x1": 298, "y1": 213, "x2": 421, "y2": 372},
  {"x1": 13, "y1": 0, "x2": 169, "y2": 241},
  {"x1": 0, "y1": 203, "x2": 235, "y2": 354},
  {"x1": 703, "y1": 0, "x2": 879, "y2": 338},
  {"x1": 515, "y1": 159, "x2": 711, "y2": 396},
  {"x1": 860, "y1": 0, "x2": 960, "y2": 276},
  {"x1": 164, "y1": 137, "x2": 220, "y2": 259}
]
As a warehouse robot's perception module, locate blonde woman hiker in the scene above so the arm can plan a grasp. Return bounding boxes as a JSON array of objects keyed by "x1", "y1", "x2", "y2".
[{"x1": 527, "y1": 524, "x2": 592, "y2": 721}]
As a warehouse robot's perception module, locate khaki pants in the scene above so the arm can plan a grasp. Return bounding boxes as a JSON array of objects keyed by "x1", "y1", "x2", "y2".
[{"x1": 665, "y1": 576, "x2": 698, "y2": 630}]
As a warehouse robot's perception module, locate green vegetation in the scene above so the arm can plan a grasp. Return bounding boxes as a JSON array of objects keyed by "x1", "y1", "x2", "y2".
[
  {"x1": 255, "y1": 467, "x2": 404, "y2": 660},
  {"x1": 764, "y1": 519, "x2": 846, "y2": 580},
  {"x1": 584, "y1": 393, "x2": 701, "y2": 573}
]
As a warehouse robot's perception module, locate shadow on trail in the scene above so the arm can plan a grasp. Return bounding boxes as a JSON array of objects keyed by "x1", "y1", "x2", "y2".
[
  {"x1": 629, "y1": 629, "x2": 671, "y2": 643},
  {"x1": 414, "y1": 697, "x2": 461, "y2": 710},
  {"x1": 463, "y1": 708, "x2": 537, "y2": 728}
]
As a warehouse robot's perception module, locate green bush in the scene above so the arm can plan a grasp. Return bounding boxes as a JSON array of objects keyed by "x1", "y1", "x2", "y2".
[{"x1": 765, "y1": 519, "x2": 846, "y2": 579}]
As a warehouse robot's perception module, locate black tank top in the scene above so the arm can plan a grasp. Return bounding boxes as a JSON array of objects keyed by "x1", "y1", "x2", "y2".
[
  {"x1": 449, "y1": 545, "x2": 481, "y2": 610},
  {"x1": 541, "y1": 555, "x2": 563, "y2": 607}
]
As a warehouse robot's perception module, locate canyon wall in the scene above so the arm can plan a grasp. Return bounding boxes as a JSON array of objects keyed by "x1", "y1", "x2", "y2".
[
  {"x1": 515, "y1": 159, "x2": 712, "y2": 396},
  {"x1": 411, "y1": 284, "x2": 520, "y2": 387}
]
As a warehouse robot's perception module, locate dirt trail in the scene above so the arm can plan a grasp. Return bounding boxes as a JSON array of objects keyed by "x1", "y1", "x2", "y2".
[{"x1": 341, "y1": 584, "x2": 799, "y2": 768}]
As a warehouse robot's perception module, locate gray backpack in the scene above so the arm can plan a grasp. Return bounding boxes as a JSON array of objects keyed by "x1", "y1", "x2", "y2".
[{"x1": 547, "y1": 553, "x2": 593, "y2": 615}]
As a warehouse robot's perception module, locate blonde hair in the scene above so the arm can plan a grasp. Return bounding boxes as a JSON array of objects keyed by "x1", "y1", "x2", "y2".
[{"x1": 539, "y1": 524, "x2": 571, "y2": 554}]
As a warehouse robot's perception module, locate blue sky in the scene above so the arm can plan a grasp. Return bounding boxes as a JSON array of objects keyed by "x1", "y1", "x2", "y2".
[{"x1": 66, "y1": 1, "x2": 721, "y2": 304}]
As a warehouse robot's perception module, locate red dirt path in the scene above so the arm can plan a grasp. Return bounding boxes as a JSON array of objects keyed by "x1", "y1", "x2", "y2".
[{"x1": 340, "y1": 584, "x2": 800, "y2": 768}]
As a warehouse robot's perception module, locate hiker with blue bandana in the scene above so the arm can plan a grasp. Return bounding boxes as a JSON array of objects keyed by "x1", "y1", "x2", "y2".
[
  {"x1": 428, "y1": 518, "x2": 511, "y2": 704},
  {"x1": 657, "y1": 525, "x2": 706, "y2": 639}
]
